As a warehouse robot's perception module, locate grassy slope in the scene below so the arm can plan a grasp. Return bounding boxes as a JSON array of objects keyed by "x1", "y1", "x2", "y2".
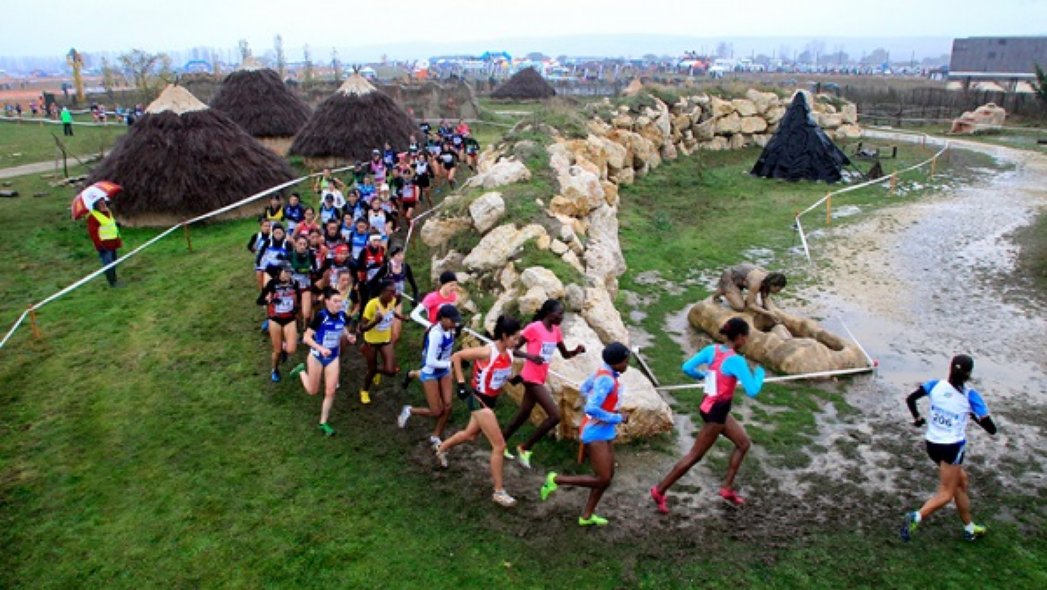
[{"x1": 0, "y1": 137, "x2": 1044, "y2": 588}]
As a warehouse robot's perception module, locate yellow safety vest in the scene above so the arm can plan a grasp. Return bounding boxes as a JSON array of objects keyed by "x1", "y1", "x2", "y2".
[{"x1": 90, "y1": 210, "x2": 119, "y2": 241}]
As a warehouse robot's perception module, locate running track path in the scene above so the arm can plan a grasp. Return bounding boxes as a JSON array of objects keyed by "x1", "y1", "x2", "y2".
[{"x1": 0, "y1": 152, "x2": 109, "y2": 180}]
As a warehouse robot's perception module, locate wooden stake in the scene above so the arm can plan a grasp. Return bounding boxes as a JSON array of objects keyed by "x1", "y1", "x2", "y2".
[
  {"x1": 929, "y1": 156, "x2": 937, "y2": 178},
  {"x1": 183, "y1": 225, "x2": 193, "y2": 252},
  {"x1": 825, "y1": 193, "x2": 832, "y2": 225},
  {"x1": 28, "y1": 306, "x2": 42, "y2": 340},
  {"x1": 889, "y1": 173, "x2": 897, "y2": 194}
]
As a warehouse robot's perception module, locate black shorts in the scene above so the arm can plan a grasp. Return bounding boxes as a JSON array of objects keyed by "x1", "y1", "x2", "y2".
[
  {"x1": 442, "y1": 161, "x2": 455, "y2": 170},
  {"x1": 699, "y1": 400, "x2": 732, "y2": 425},
  {"x1": 926, "y1": 440, "x2": 966, "y2": 465},
  {"x1": 467, "y1": 393, "x2": 498, "y2": 411},
  {"x1": 416, "y1": 175, "x2": 430, "y2": 188},
  {"x1": 269, "y1": 316, "x2": 297, "y2": 327}
]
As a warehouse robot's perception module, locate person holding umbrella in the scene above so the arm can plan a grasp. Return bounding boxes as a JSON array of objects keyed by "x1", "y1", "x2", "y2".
[{"x1": 74, "y1": 182, "x2": 124, "y2": 288}]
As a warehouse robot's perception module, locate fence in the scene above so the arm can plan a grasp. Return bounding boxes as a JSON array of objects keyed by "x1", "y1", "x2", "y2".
[
  {"x1": 793, "y1": 132, "x2": 950, "y2": 265},
  {"x1": 843, "y1": 86, "x2": 1047, "y2": 121}
]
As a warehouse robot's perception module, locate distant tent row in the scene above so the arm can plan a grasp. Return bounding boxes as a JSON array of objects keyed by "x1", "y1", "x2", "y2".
[
  {"x1": 490, "y1": 67, "x2": 556, "y2": 100},
  {"x1": 89, "y1": 66, "x2": 420, "y2": 226},
  {"x1": 750, "y1": 91, "x2": 851, "y2": 183}
]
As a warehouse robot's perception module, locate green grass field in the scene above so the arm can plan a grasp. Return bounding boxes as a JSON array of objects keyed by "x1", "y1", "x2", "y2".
[
  {"x1": 0, "y1": 117, "x2": 127, "y2": 168},
  {"x1": 1, "y1": 129, "x2": 1045, "y2": 588}
]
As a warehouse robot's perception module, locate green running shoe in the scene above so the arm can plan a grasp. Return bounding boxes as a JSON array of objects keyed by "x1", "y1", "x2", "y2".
[
  {"x1": 900, "y1": 511, "x2": 919, "y2": 542},
  {"x1": 540, "y1": 472, "x2": 558, "y2": 501},
  {"x1": 319, "y1": 423, "x2": 335, "y2": 437},
  {"x1": 516, "y1": 447, "x2": 533, "y2": 469},
  {"x1": 578, "y1": 514, "x2": 609, "y2": 527},
  {"x1": 503, "y1": 448, "x2": 515, "y2": 460},
  {"x1": 964, "y1": 523, "x2": 987, "y2": 542},
  {"x1": 290, "y1": 363, "x2": 306, "y2": 378}
]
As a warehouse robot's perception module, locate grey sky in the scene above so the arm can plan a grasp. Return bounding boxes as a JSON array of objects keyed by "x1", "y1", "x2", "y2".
[{"x1": 3, "y1": 0, "x2": 1045, "y2": 59}]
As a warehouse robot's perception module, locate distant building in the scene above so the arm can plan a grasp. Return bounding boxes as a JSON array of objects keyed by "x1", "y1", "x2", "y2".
[{"x1": 948, "y1": 36, "x2": 1047, "y2": 88}]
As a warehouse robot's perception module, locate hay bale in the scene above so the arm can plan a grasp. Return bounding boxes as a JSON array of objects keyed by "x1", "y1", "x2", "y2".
[
  {"x1": 87, "y1": 85, "x2": 296, "y2": 227},
  {"x1": 290, "y1": 74, "x2": 417, "y2": 166},
  {"x1": 490, "y1": 67, "x2": 556, "y2": 100}
]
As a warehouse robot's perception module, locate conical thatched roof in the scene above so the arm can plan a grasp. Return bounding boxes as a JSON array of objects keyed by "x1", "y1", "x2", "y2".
[
  {"x1": 289, "y1": 74, "x2": 416, "y2": 164},
  {"x1": 491, "y1": 67, "x2": 556, "y2": 100},
  {"x1": 750, "y1": 91, "x2": 851, "y2": 183},
  {"x1": 209, "y1": 65, "x2": 311, "y2": 138},
  {"x1": 88, "y1": 85, "x2": 296, "y2": 226}
]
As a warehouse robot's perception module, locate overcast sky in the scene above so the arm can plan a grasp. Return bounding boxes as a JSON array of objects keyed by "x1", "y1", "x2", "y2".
[{"x1": 3, "y1": 0, "x2": 1045, "y2": 59}]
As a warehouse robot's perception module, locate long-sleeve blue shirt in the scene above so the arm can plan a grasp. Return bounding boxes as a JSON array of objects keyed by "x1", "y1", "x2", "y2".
[
  {"x1": 682, "y1": 344, "x2": 765, "y2": 398},
  {"x1": 580, "y1": 364, "x2": 623, "y2": 443}
]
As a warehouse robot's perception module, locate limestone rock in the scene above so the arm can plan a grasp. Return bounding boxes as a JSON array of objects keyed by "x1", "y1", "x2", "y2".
[
  {"x1": 468, "y1": 191, "x2": 505, "y2": 233},
  {"x1": 562, "y1": 250, "x2": 586, "y2": 274},
  {"x1": 582, "y1": 287, "x2": 630, "y2": 345},
  {"x1": 950, "y1": 102, "x2": 1007, "y2": 134},
  {"x1": 463, "y1": 158, "x2": 532, "y2": 189},
  {"x1": 601, "y1": 181, "x2": 619, "y2": 207},
  {"x1": 701, "y1": 136, "x2": 729, "y2": 151},
  {"x1": 430, "y1": 250, "x2": 464, "y2": 283},
  {"x1": 731, "y1": 98, "x2": 758, "y2": 117},
  {"x1": 583, "y1": 204, "x2": 627, "y2": 296},
  {"x1": 518, "y1": 286, "x2": 549, "y2": 316},
  {"x1": 818, "y1": 113, "x2": 843, "y2": 129},
  {"x1": 693, "y1": 117, "x2": 716, "y2": 141},
  {"x1": 715, "y1": 112, "x2": 742, "y2": 135},
  {"x1": 729, "y1": 133, "x2": 747, "y2": 150},
  {"x1": 740, "y1": 116, "x2": 768, "y2": 134},
  {"x1": 840, "y1": 103, "x2": 858, "y2": 124},
  {"x1": 463, "y1": 223, "x2": 547, "y2": 271},
  {"x1": 564, "y1": 284, "x2": 585, "y2": 312},
  {"x1": 484, "y1": 289, "x2": 517, "y2": 334},
  {"x1": 556, "y1": 165, "x2": 606, "y2": 215},
  {"x1": 709, "y1": 96, "x2": 734, "y2": 118},
  {"x1": 421, "y1": 217, "x2": 471, "y2": 248},
  {"x1": 609, "y1": 165, "x2": 635, "y2": 185},
  {"x1": 753, "y1": 133, "x2": 772, "y2": 147},
  {"x1": 498, "y1": 262, "x2": 519, "y2": 291},
  {"x1": 764, "y1": 106, "x2": 786, "y2": 125},
  {"x1": 519, "y1": 267, "x2": 565, "y2": 299},
  {"x1": 550, "y1": 239, "x2": 569, "y2": 255},
  {"x1": 745, "y1": 89, "x2": 778, "y2": 114},
  {"x1": 836, "y1": 124, "x2": 862, "y2": 139}
]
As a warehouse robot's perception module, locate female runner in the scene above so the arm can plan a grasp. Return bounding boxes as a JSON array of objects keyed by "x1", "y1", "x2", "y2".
[
  {"x1": 650, "y1": 318, "x2": 765, "y2": 512},
  {"x1": 357, "y1": 281, "x2": 405, "y2": 405},
  {"x1": 397, "y1": 305, "x2": 461, "y2": 448},
  {"x1": 290, "y1": 288, "x2": 356, "y2": 436},
  {"x1": 434, "y1": 315, "x2": 521, "y2": 508},
  {"x1": 540, "y1": 342, "x2": 631, "y2": 526},
  {"x1": 256, "y1": 261, "x2": 301, "y2": 383}
]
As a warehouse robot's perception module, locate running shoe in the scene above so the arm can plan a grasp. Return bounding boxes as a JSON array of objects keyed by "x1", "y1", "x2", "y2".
[
  {"x1": 372, "y1": 374, "x2": 382, "y2": 386},
  {"x1": 319, "y1": 423, "x2": 335, "y2": 437},
  {"x1": 289, "y1": 363, "x2": 306, "y2": 378},
  {"x1": 492, "y1": 490, "x2": 517, "y2": 507},
  {"x1": 434, "y1": 447, "x2": 449, "y2": 468},
  {"x1": 279, "y1": 350, "x2": 288, "y2": 364},
  {"x1": 516, "y1": 447, "x2": 533, "y2": 469},
  {"x1": 650, "y1": 486, "x2": 669, "y2": 514},
  {"x1": 964, "y1": 523, "x2": 987, "y2": 542},
  {"x1": 270, "y1": 369, "x2": 281, "y2": 383},
  {"x1": 900, "y1": 511, "x2": 920, "y2": 542},
  {"x1": 397, "y1": 405, "x2": 412, "y2": 429},
  {"x1": 261, "y1": 320, "x2": 269, "y2": 333},
  {"x1": 503, "y1": 448, "x2": 515, "y2": 460},
  {"x1": 578, "y1": 514, "x2": 609, "y2": 527},
  {"x1": 360, "y1": 390, "x2": 371, "y2": 405},
  {"x1": 719, "y1": 487, "x2": 746, "y2": 506},
  {"x1": 540, "y1": 472, "x2": 559, "y2": 501},
  {"x1": 402, "y1": 371, "x2": 413, "y2": 389}
]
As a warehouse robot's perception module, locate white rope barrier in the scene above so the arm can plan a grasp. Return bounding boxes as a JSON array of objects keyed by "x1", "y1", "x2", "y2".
[
  {"x1": 654, "y1": 365, "x2": 876, "y2": 392},
  {"x1": 0, "y1": 115, "x2": 119, "y2": 128}
]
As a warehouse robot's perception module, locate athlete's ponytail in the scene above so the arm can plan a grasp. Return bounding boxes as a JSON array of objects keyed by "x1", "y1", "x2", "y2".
[
  {"x1": 493, "y1": 315, "x2": 521, "y2": 340},
  {"x1": 532, "y1": 299, "x2": 563, "y2": 323},
  {"x1": 719, "y1": 317, "x2": 750, "y2": 341}
]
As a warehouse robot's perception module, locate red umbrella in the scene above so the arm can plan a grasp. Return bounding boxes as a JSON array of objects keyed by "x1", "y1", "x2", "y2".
[{"x1": 72, "y1": 181, "x2": 122, "y2": 220}]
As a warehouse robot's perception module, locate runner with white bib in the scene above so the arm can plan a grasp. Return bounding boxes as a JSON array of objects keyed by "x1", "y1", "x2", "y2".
[
  {"x1": 433, "y1": 315, "x2": 522, "y2": 508},
  {"x1": 290, "y1": 288, "x2": 357, "y2": 437},
  {"x1": 900, "y1": 354, "x2": 998, "y2": 542},
  {"x1": 650, "y1": 317, "x2": 765, "y2": 513}
]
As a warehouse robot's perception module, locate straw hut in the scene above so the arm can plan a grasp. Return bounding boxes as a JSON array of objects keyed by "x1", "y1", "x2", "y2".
[
  {"x1": 490, "y1": 67, "x2": 556, "y2": 100},
  {"x1": 290, "y1": 73, "x2": 416, "y2": 169},
  {"x1": 87, "y1": 85, "x2": 296, "y2": 227},
  {"x1": 209, "y1": 58, "x2": 312, "y2": 155}
]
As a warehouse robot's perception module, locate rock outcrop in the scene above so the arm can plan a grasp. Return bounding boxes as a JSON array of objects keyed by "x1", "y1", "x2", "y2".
[{"x1": 950, "y1": 102, "x2": 1007, "y2": 134}]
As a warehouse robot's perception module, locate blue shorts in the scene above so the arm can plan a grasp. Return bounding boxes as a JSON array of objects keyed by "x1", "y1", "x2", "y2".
[
  {"x1": 419, "y1": 368, "x2": 450, "y2": 382},
  {"x1": 310, "y1": 349, "x2": 340, "y2": 367}
]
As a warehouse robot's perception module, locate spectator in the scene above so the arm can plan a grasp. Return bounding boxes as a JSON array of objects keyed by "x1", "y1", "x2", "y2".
[
  {"x1": 60, "y1": 106, "x2": 74, "y2": 136},
  {"x1": 87, "y1": 198, "x2": 123, "y2": 287}
]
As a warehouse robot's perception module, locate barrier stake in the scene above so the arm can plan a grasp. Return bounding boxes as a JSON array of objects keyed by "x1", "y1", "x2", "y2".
[
  {"x1": 183, "y1": 225, "x2": 193, "y2": 252},
  {"x1": 929, "y1": 156, "x2": 937, "y2": 178},
  {"x1": 889, "y1": 173, "x2": 897, "y2": 194},
  {"x1": 825, "y1": 193, "x2": 832, "y2": 225},
  {"x1": 28, "y1": 306, "x2": 42, "y2": 340}
]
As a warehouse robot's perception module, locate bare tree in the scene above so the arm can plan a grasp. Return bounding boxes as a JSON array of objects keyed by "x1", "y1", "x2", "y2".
[
  {"x1": 1034, "y1": 64, "x2": 1047, "y2": 104},
  {"x1": 331, "y1": 48, "x2": 342, "y2": 83},
  {"x1": 118, "y1": 49, "x2": 176, "y2": 99},
  {"x1": 302, "y1": 44, "x2": 314, "y2": 86},
  {"x1": 100, "y1": 57, "x2": 122, "y2": 99},
  {"x1": 274, "y1": 35, "x2": 286, "y2": 79},
  {"x1": 211, "y1": 51, "x2": 222, "y2": 77},
  {"x1": 238, "y1": 39, "x2": 251, "y2": 63}
]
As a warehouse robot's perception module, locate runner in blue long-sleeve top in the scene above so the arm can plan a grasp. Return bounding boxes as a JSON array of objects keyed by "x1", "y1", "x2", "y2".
[
  {"x1": 540, "y1": 342, "x2": 632, "y2": 527},
  {"x1": 651, "y1": 318, "x2": 765, "y2": 513}
]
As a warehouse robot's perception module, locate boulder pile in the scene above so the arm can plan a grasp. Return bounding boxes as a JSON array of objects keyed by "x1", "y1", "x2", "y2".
[{"x1": 950, "y1": 102, "x2": 1007, "y2": 134}]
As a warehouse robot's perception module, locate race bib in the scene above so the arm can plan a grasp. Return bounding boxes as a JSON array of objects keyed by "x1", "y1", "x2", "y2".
[
  {"x1": 540, "y1": 341, "x2": 557, "y2": 363},
  {"x1": 293, "y1": 273, "x2": 310, "y2": 289},
  {"x1": 703, "y1": 371, "x2": 717, "y2": 397},
  {"x1": 376, "y1": 311, "x2": 394, "y2": 331},
  {"x1": 261, "y1": 249, "x2": 281, "y2": 267},
  {"x1": 321, "y1": 330, "x2": 342, "y2": 349},
  {"x1": 275, "y1": 296, "x2": 294, "y2": 314},
  {"x1": 489, "y1": 368, "x2": 512, "y2": 391}
]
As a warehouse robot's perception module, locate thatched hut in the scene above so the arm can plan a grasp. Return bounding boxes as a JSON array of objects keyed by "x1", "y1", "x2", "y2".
[
  {"x1": 209, "y1": 58, "x2": 312, "y2": 155},
  {"x1": 87, "y1": 85, "x2": 296, "y2": 227},
  {"x1": 490, "y1": 67, "x2": 556, "y2": 100},
  {"x1": 290, "y1": 74, "x2": 416, "y2": 169}
]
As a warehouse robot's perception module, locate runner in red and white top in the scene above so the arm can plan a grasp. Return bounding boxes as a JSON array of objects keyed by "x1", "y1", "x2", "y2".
[
  {"x1": 502, "y1": 299, "x2": 585, "y2": 468},
  {"x1": 433, "y1": 315, "x2": 522, "y2": 508}
]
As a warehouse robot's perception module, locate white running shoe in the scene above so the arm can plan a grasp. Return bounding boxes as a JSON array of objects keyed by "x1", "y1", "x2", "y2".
[
  {"x1": 429, "y1": 435, "x2": 442, "y2": 451},
  {"x1": 397, "y1": 405, "x2": 411, "y2": 429},
  {"x1": 435, "y1": 448, "x2": 449, "y2": 469},
  {"x1": 492, "y1": 489, "x2": 517, "y2": 507}
]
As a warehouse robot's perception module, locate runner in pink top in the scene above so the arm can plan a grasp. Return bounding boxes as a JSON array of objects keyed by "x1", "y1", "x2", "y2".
[
  {"x1": 502, "y1": 299, "x2": 585, "y2": 468},
  {"x1": 410, "y1": 271, "x2": 459, "y2": 325}
]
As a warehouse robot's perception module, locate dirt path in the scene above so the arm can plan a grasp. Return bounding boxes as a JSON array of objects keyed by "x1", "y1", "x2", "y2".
[{"x1": 0, "y1": 151, "x2": 108, "y2": 180}]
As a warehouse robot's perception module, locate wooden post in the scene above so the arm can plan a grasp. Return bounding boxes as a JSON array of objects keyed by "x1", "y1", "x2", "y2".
[
  {"x1": 929, "y1": 156, "x2": 937, "y2": 179},
  {"x1": 183, "y1": 225, "x2": 193, "y2": 252},
  {"x1": 889, "y1": 173, "x2": 897, "y2": 194},
  {"x1": 28, "y1": 306, "x2": 42, "y2": 340},
  {"x1": 825, "y1": 193, "x2": 832, "y2": 225}
]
